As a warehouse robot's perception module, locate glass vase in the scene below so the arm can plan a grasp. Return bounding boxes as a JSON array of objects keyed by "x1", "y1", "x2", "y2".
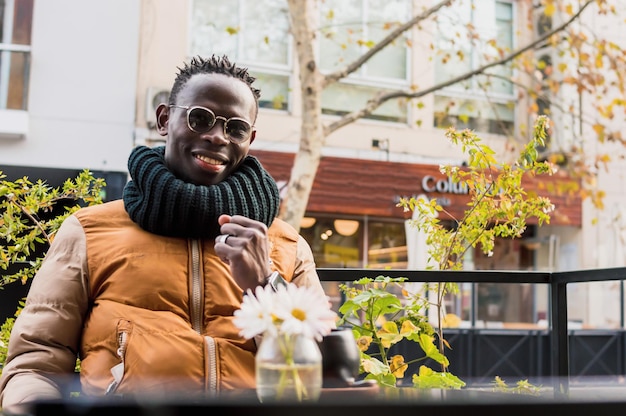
[{"x1": 255, "y1": 332, "x2": 323, "y2": 403}]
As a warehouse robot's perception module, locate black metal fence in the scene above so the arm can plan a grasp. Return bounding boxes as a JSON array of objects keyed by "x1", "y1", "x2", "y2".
[
  {"x1": 316, "y1": 267, "x2": 626, "y2": 393},
  {"x1": 3, "y1": 266, "x2": 626, "y2": 393}
]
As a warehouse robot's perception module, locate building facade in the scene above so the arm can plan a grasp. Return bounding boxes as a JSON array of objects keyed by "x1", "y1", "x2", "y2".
[{"x1": 1, "y1": 0, "x2": 625, "y2": 327}]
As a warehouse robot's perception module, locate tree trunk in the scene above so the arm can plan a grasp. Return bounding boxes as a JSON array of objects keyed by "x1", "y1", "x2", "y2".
[{"x1": 282, "y1": 0, "x2": 324, "y2": 231}]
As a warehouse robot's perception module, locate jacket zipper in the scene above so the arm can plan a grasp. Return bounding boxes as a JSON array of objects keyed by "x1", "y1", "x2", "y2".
[
  {"x1": 105, "y1": 330, "x2": 128, "y2": 395},
  {"x1": 191, "y1": 239, "x2": 202, "y2": 333},
  {"x1": 205, "y1": 336, "x2": 217, "y2": 393},
  {"x1": 190, "y1": 239, "x2": 217, "y2": 394}
]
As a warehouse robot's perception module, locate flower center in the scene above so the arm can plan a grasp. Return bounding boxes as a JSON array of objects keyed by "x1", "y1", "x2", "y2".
[{"x1": 291, "y1": 308, "x2": 306, "y2": 321}]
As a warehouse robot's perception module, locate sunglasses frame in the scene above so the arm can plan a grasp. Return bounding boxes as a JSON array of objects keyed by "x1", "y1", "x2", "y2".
[{"x1": 169, "y1": 104, "x2": 254, "y2": 144}]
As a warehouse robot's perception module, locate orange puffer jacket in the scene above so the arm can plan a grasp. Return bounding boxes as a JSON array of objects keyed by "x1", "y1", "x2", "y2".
[{"x1": 0, "y1": 200, "x2": 323, "y2": 410}]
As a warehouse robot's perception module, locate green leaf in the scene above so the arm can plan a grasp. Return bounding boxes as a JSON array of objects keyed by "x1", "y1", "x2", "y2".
[
  {"x1": 412, "y1": 366, "x2": 466, "y2": 389},
  {"x1": 417, "y1": 333, "x2": 449, "y2": 366},
  {"x1": 361, "y1": 355, "x2": 389, "y2": 376}
]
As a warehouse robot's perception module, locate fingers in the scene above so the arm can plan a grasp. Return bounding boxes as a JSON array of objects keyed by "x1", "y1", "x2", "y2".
[
  {"x1": 219, "y1": 216, "x2": 268, "y2": 240},
  {"x1": 214, "y1": 216, "x2": 272, "y2": 286}
]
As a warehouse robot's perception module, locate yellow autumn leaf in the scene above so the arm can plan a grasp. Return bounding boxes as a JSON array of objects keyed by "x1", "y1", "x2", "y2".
[
  {"x1": 545, "y1": 2, "x2": 556, "y2": 17},
  {"x1": 377, "y1": 321, "x2": 401, "y2": 349},
  {"x1": 379, "y1": 321, "x2": 397, "y2": 334},
  {"x1": 557, "y1": 62, "x2": 568, "y2": 72},
  {"x1": 390, "y1": 355, "x2": 407, "y2": 378},
  {"x1": 592, "y1": 123, "x2": 605, "y2": 135},
  {"x1": 442, "y1": 313, "x2": 461, "y2": 328},
  {"x1": 400, "y1": 320, "x2": 418, "y2": 336},
  {"x1": 595, "y1": 54, "x2": 604, "y2": 68},
  {"x1": 612, "y1": 98, "x2": 626, "y2": 106},
  {"x1": 356, "y1": 335, "x2": 372, "y2": 352}
]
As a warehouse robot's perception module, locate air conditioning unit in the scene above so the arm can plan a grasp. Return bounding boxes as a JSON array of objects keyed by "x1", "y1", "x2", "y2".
[{"x1": 145, "y1": 87, "x2": 170, "y2": 128}]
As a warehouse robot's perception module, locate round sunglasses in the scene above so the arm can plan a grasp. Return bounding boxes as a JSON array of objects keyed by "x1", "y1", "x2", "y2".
[{"x1": 169, "y1": 105, "x2": 254, "y2": 144}]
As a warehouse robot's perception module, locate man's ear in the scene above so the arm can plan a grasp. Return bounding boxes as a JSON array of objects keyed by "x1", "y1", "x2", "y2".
[
  {"x1": 249, "y1": 129, "x2": 256, "y2": 145},
  {"x1": 155, "y1": 103, "x2": 169, "y2": 137}
]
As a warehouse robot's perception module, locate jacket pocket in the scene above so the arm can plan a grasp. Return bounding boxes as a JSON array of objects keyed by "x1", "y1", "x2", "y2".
[{"x1": 105, "y1": 319, "x2": 132, "y2": 395}]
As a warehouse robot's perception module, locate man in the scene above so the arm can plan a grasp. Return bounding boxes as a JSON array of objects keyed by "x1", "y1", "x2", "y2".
[{"x1": 0, "y1": 55, "x2": 324, "y2": 413}]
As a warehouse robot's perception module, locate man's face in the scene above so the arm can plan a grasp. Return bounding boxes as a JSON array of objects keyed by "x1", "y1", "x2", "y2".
[{"x1": 158, "y1": 73, "x2": 257, "y2": 186}]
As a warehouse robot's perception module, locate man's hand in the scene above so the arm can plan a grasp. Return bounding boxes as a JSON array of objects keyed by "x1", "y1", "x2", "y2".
[{"x1": 215, "y1": 214, "x2": 273, "y2": 292}]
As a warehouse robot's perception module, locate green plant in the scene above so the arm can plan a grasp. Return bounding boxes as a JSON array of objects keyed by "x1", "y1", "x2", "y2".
[
  {"x1": 0, "y1": 170, "x2": 105, "y2": 371},
  {"x1": 338, "y1": 275, "x2": 465, "y2": 389},
  {"x1": 338, "y1": 116, "x2": 555, "y2": 389},
  {"x1": 492, "y1": 376, "x2": 542, "y2": 396}
]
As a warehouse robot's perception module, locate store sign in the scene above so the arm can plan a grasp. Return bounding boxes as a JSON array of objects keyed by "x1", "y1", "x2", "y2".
[
  {"x1": 421, "y1": 175, "x2": 469, "y2": 195},
  {"x1": 251, "y1": 149, "x2": 582, "y2": 226},
  {"x1": 394, "y1": 175, "x2": 469, "y2": 207}
]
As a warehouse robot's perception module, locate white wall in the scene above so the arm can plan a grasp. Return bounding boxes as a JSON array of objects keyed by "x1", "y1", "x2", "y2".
[{"x1": 0, "y1": 0, "x2": 141, "y2": 173}]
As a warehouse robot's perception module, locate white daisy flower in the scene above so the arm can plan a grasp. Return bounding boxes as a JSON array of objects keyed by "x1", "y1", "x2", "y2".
[
  {"x1": 233, "y1": 284, "x2": 276, "y2": 339},
  {"x1": 273, "y1": 283, "x2": 337, "y2": 341}
]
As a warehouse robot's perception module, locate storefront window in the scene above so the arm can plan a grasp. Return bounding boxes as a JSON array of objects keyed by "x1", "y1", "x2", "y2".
[
  {"x1": 367, "y1": 221, "x2": 407, "y2": 268},
  {"x1": 300, "y1": 215, "x2": 409, "y2": 311},
  {"x1": 300, "y1": 217, "x2": 363, "y2": 268},
  {"x1": 299, "y1": 213, "x2": 545, "y2": 326},
  {"x1": 441, "y1": 235, "x2": 540, "y2": 327},
  {"x1": 299, "y1": 216, "x2": 361, "y2": 312}
]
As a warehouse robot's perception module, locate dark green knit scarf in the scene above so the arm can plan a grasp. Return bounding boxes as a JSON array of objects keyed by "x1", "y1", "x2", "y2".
[{"x1": 122, "y1": 146, "x2": 280, "y2": 238}]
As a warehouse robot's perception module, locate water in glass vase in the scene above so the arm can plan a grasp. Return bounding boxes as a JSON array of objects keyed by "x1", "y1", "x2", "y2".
[{"x1": 256, "y1": 361, "x2": 322, "y2": 402}]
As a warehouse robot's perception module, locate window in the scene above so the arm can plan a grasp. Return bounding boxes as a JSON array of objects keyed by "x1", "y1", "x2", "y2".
[
  {"x1": 433, "y1": 0, "x2": 515, "y2": 135},
  {"x1": 319, "y1": 0, "x2": 411, "y2": 123},
  {"x1": 299, "y1": 214, "x2": 410, "y2": 312},
  {"x1": 191, "y1": 0, "x2": 410, "y2": 120},
  {"x1": 299, "y1": 215, "x2": 409, "y2": 269},
  {"x1": 190, "y1": 0, "x2": 291, "y2": 110},
  {"x1": 0, "y1": 0, "x2": 33, "y2": 110}
]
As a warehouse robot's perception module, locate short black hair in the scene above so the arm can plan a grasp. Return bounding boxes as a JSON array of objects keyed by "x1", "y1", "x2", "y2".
[{"x1": 169, "y1": 55, "x2": 261, "y2": 109}]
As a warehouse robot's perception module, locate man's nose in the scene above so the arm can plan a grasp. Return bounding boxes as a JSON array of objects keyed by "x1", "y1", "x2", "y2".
[{"x1": 200, "y1": 120, "x2": 229, "y2": 145}]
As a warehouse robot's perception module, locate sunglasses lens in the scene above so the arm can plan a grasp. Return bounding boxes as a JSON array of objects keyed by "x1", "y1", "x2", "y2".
[
  {"x1": 188, "y1": 107, "x2": 215, "y2": 133},
  {"x1": 225, "y1": 119, "x2": 252, "y2": 143}
]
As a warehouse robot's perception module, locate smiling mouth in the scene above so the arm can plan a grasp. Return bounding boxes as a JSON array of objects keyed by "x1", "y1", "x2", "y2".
[{"x1": 195, "y1": 154, "x2": 226, "y2": 166}]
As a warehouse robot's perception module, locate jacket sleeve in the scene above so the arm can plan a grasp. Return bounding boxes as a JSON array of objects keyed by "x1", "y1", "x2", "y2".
[
  {"x1": 0, "y1": 215, "x2": 89, "y2": 414},
  {"x1": 290, "y1": 235, "x2": 325, "y2": 296}
]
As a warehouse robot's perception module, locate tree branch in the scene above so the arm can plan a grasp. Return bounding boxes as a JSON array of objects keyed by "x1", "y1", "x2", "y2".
[
  {"x1": 322, "y1": 0, "x2": 454, "y2": 87},
  {"x1": 324, "y1": 0, "x2": 595, "y2": 136}
]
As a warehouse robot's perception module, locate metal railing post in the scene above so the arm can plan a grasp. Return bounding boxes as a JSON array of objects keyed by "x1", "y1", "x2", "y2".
[{"x1": 550, "y1": 276, "x2": 569, "y2": 396}]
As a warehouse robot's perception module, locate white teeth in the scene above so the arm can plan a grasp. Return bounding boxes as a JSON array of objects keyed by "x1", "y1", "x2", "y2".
[{"x1": 196, "y1": 155, "x2": 224, "y2": 165}]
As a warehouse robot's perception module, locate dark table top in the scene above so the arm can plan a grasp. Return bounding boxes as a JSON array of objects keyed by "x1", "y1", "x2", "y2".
[{"x1": 30, "y1": 383, "x2": 626, "y2": 416}]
